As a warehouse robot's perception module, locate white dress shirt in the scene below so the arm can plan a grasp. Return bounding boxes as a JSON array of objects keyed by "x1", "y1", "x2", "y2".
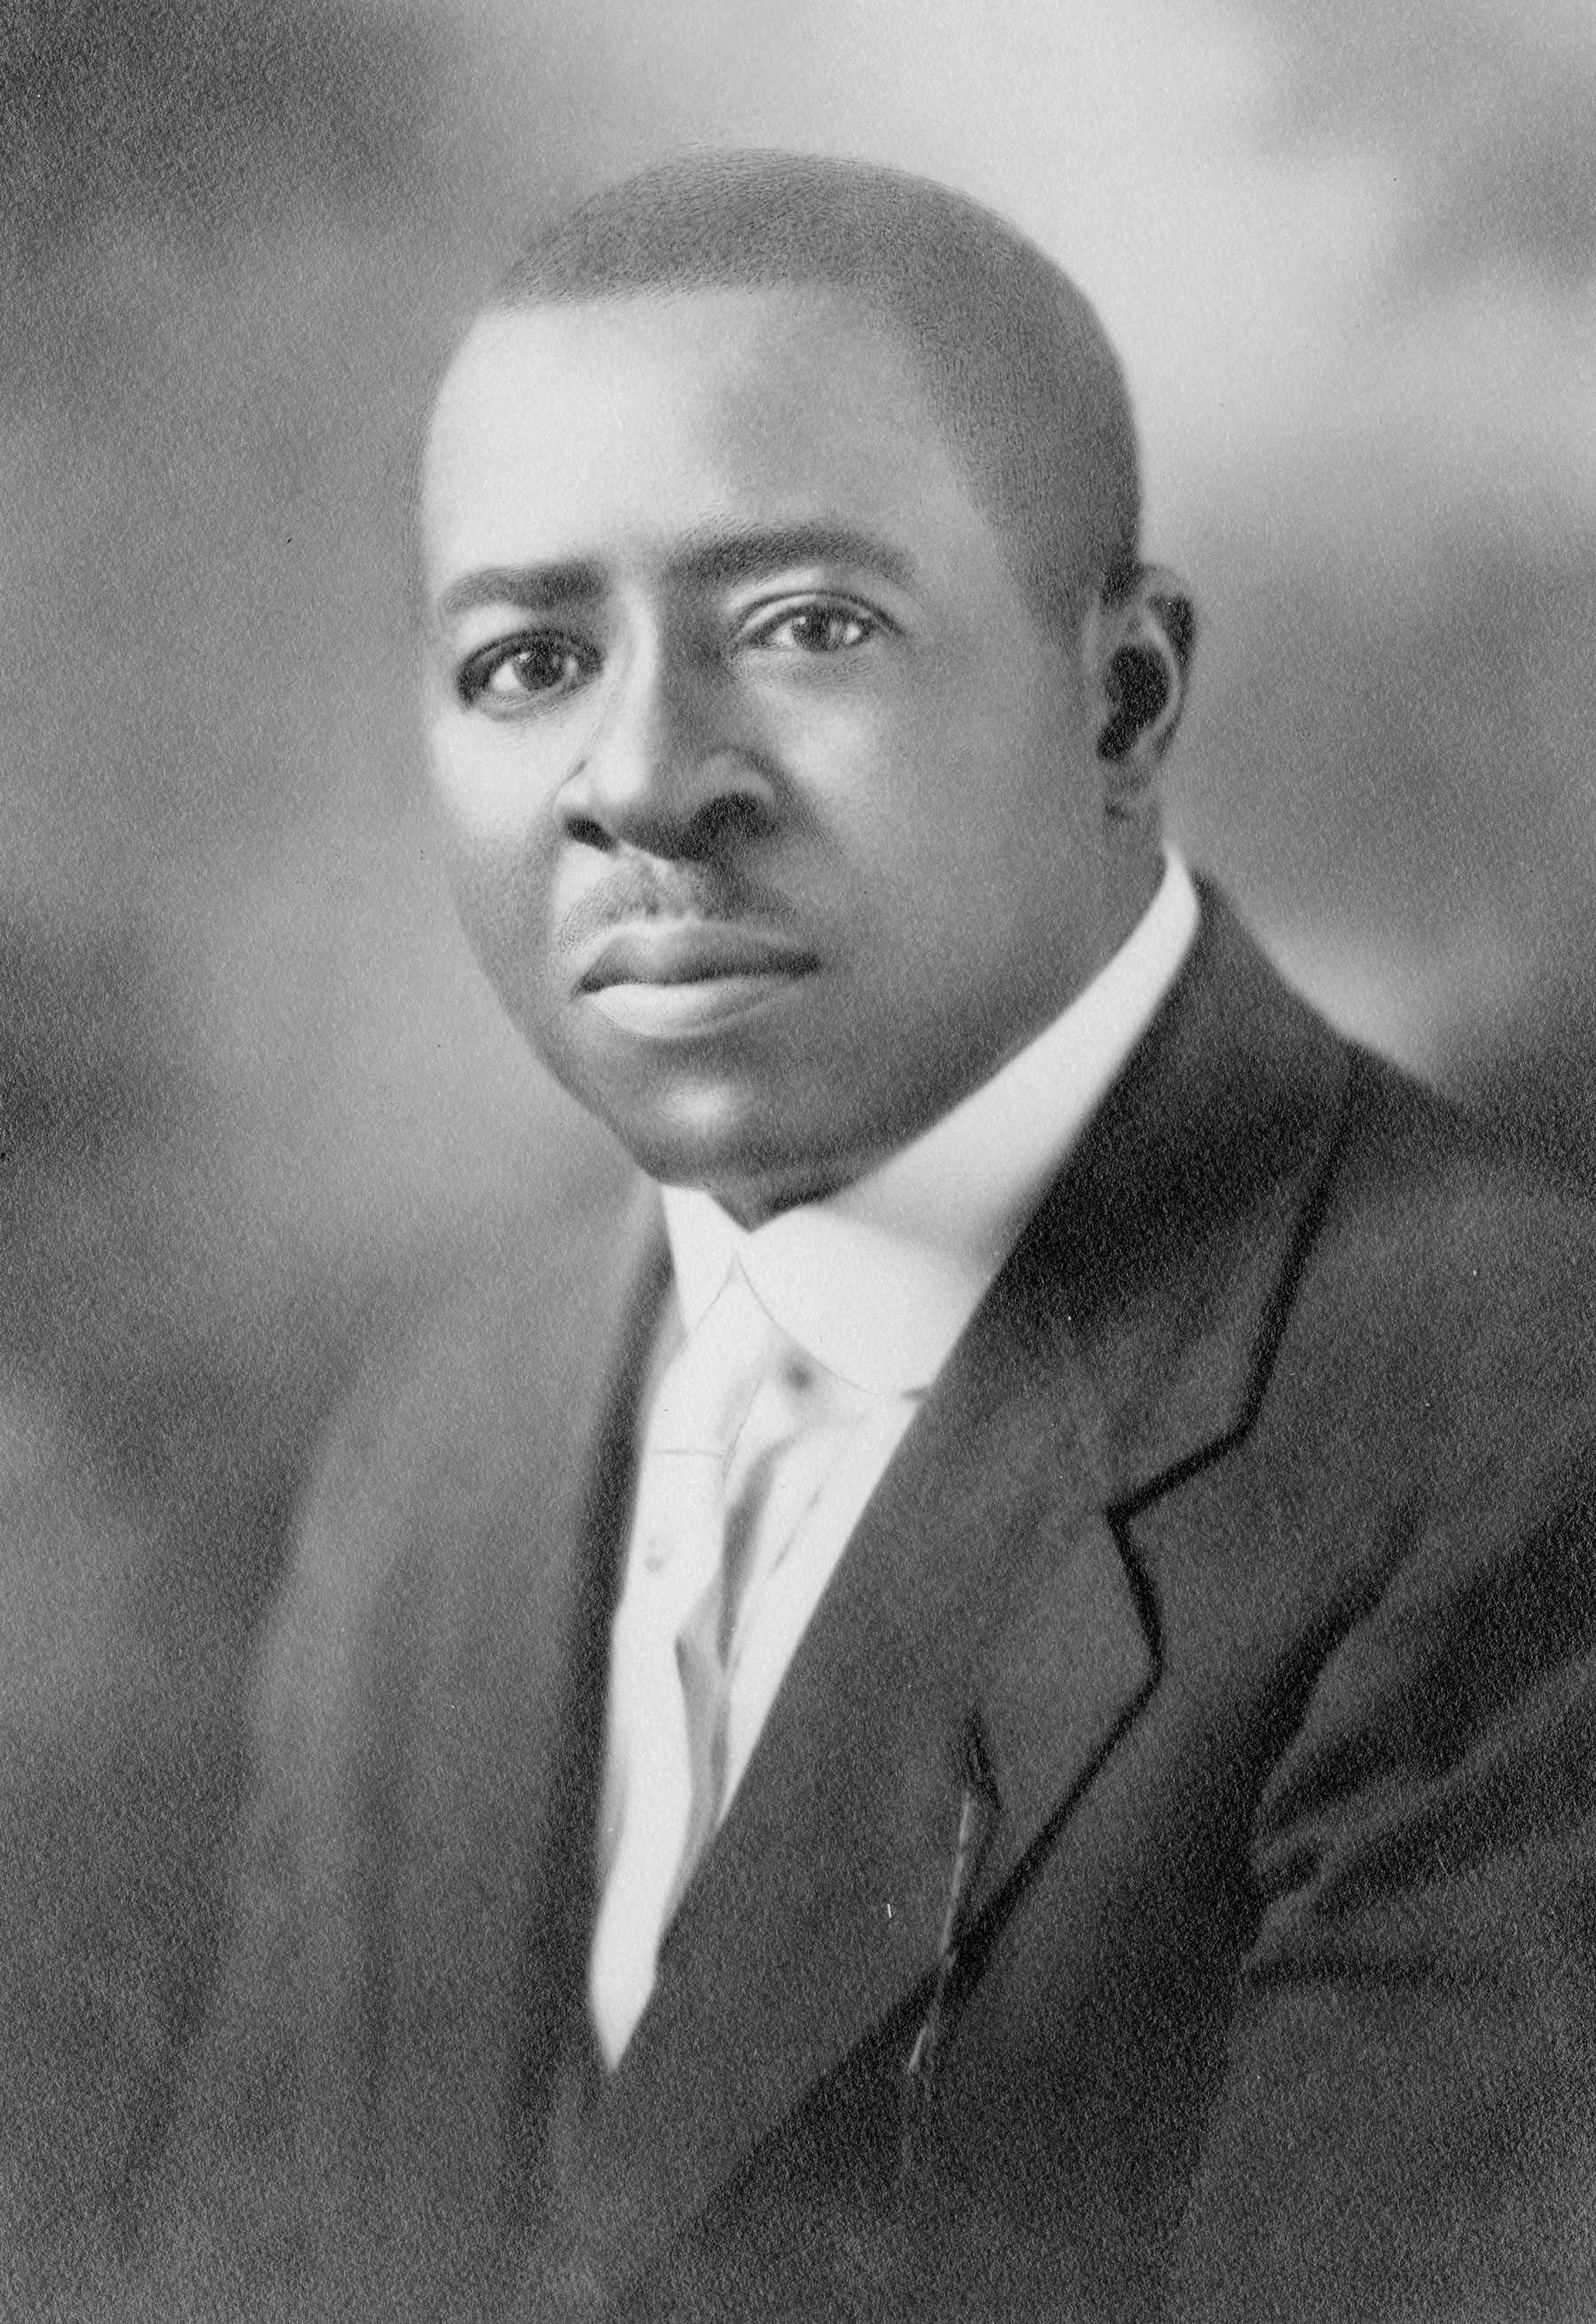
[{"x1": 594, "y1": 855, "x2": 1199, "y2": 1939}]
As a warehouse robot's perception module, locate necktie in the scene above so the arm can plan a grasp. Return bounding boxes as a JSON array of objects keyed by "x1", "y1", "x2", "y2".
[{"x1": 589, "y1": 1263, "x2": 790, "y2": 2067}]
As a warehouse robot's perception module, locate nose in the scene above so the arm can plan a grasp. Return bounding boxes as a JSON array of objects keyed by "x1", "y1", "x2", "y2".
[{"x1": 559, "y1": 628, "x2": 777, "y2": 857}]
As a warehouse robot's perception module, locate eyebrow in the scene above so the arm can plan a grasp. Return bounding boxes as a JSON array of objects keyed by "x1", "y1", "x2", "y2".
[
  {"x1": 673, "y1": 520, "x2": 918, "y2": 592},
  {"x1": 433, "y1": 521, "x2": 918, "y2": 625},
  {"x1": 434, "y1": 560, "x2": 605, "y2": 622}
]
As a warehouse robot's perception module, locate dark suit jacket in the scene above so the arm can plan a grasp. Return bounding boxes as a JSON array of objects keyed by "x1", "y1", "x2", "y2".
[{"x1": 146, "y1": 893, "x2": 1596, "y2": 2322}]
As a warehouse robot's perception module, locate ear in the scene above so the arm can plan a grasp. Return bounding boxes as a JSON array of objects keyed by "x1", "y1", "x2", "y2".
[{"x1": 1089, "y1": 564, "x2": 1196, "y2": 804}]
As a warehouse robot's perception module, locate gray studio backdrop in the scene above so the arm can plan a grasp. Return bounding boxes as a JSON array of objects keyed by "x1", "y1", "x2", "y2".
[{"x1": 3, "y1": 0, "x2": 1593, "y2": 2304}]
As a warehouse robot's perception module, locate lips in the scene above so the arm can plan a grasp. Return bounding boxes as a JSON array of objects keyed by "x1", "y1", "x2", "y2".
[
  {"x1": 576, "y1": 919, "x2": 818, "y2": 1037},
  {"x1": 580, "y1": 920, "x2": 815, "y2": 990}
]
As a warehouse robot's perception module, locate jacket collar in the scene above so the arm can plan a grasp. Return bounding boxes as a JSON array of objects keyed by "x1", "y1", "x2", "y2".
[
  {"x1": 550, "y1": 889, "x2": 1353, "y2": 2304},
  {"x1": 1024, "y1": 879, "x2": 1351, "y2": 1507}
]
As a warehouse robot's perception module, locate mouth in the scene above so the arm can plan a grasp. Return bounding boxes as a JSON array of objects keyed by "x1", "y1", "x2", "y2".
[{"x1": 576, "y1": 920, "x2": 818, "y2": 1037}]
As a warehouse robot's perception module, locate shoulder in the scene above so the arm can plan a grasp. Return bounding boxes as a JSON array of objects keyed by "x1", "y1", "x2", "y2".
[
  {"x1": 1144, "y1": 907, "x2": 1596, "y2": 1657},
  {"x1": 309, "y1": 1151, "x2": 656, "y2": 1532},
  {"x1": 253, "y1": 1150, "x2": 661, "y2": 1746},
  {"x1": 1221, "y1": 1029, "x2": 1596, "y2": 1793},
  {"x1": 1300, "y1": 1040, "x2": 1596, "y2": 1428}
]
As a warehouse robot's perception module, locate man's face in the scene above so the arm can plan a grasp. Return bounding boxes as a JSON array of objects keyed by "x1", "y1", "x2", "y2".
[{"x1": 422, "y1": 286, "x2": 1118, "y2": 1221}]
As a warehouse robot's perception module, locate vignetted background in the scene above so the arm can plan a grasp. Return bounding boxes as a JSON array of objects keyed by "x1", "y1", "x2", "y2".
[{"x1": 3, "y1": 0, "x2": 1593, "y2": 2303}]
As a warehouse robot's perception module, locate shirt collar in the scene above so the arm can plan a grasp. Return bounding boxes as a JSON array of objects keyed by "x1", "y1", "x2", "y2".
[{"x1": 661, "y1": 854, "x2": 1200, "y2": 1397}]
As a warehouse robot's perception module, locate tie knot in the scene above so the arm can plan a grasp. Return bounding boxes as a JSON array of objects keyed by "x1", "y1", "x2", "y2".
[{"x1": 646, "y1": 1262, "x2": 786, "y2": 1461}]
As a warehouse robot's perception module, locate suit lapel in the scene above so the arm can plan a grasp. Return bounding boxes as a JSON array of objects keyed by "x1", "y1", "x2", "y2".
[
  {"x1": 567, "y1": 1240, "x2": 1147, "y2": 2297},
  {"x1": 558, "y1": 894, "x2": 1354, "y2": 2304},
  {"x1": 1037, "y1": 885, "x2": 1352, "y2": 1508},
  {"x1": 957, "y1": 893, "x2": 1352, "y2": 1915},
  {"x1": 364, "y1": 1164, "x2": 669, "y2": 2281}
]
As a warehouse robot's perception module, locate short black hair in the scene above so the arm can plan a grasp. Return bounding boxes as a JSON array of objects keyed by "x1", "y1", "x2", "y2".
[{"x1": 489, "y1": 151, "x2": 1142, "y2": 633}]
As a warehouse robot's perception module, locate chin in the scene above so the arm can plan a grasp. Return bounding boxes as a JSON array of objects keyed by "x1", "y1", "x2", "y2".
[
  {"x1": 526, "y1": 1007, "x2": 877, "y2": 1216},
  {"x1": 591, "y1": 1077, "x2": 853, "y2": 1219},
  {"x1": 610, "y1": 1104, "x2": 786, "y2": 1203}
]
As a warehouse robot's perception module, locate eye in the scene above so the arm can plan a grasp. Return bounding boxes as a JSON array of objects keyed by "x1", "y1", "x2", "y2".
[
  {"x1": 742, "y1": 598, "x2": 883, "y2": 656},
  {"x1": 456, "y1": 631, "x2": 598, "y2": 712}
]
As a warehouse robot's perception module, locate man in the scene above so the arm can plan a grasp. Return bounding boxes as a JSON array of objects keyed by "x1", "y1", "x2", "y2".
[{"x1": 154, "y1": 153, "x2": 1596, "y2": 2321}]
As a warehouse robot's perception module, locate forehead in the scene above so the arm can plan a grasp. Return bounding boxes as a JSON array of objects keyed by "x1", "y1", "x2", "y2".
[{"x1": 421, "y1": 286, "x2": 995, "y2": 591}]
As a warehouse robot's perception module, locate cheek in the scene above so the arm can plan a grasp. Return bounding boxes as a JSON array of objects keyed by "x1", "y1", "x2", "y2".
[
  {"x1": 831, "y1": 700, "x2": 1025, "y2": 902},
  {"x1": 426, "y1": 718, "x2": 559, "y2": 850},
  {"x1": 768, "y1": 693, "x2": 948, "y2": 872},
  {"x1": 426, "y1": 746, "x2": 558, "y2": 999}
]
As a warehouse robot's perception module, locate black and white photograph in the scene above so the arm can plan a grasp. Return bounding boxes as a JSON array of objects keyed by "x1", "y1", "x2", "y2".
[{"x1": 4, "y1": 4, "x2": 1595, "y2": 2317}]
